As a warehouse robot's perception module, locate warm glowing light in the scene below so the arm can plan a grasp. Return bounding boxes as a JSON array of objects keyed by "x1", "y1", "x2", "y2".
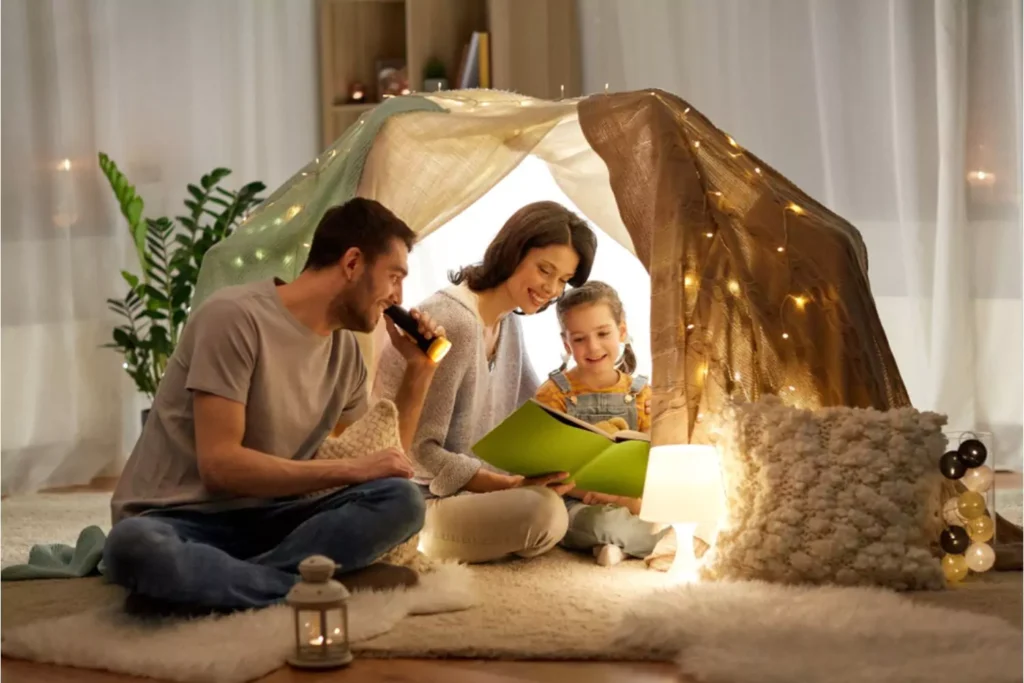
[
  {"x1": 793, "y1": 295, "x2": 807, "y2": 309},
  {"x1": 727, "y1": 135, "x2": 739, "y2": 147},
  {"x1": 233, "y1": 256, "x2": 244, "y2": 268},
  {"x1": 684, "y1": 275, "x2": 694, "y2": 287},
  {"x1": 687, "y1": 323, "x2": 695, "y2": 330},
  {"x1": 693, "y1": 141, "x2": 701, "y2": 149},
  {"x1": 255, "y1": 249, "x2": 267, "y2": 261},
  {"x1": 58, "y1": 158, "x2": 72, "y2": 171},
  {"x1": 777, "y1": 246, "x2": 785, "y2": 252},
  {"x1": 705, "y1": 232, "x2": 714, "y2": 238},
  {"x1": 683, "y1": 107, "x2": 691, "y2": 115},
  {"x1": 782, "y1": 332, "x2": 790, "y2": 339},
  {"x1": 727, "y1": 280, "x2": 740, "y2": 295},
  {"x1": 787, "y1": 202, "x2": 805, "y2": 215},
  {"x1": 560, "y1": 84, "x2": 565, "y2": 98},
  {"x1": 604, "y1": 83, "x2": 609, "y2": 93},
  {"x1": 285, "y1": 204, "x2": 302, "y2": 220},
  {"x1": 788, "y1": 385, "x2": 796, "y2": 392},
  {"x1": 302, "y1": 242, "x2": 311, "y2": 248},
  {"x1": 755, "y1": 167, "x2": 762, "y2": 175},
  {"x1": 967, "y1": 170, "x2": 995, "y2": 185},
  {"x1": 734, "y1": 371, "x2": 741, "y2": 381}
]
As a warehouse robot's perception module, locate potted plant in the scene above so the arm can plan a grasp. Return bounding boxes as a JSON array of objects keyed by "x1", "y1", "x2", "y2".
[
  {"x1": 423, "y1": 57, "x2": 448, "y2": 92},
  {"x1": 98, "y1": 153, "x2": 265, "y2": 426}
]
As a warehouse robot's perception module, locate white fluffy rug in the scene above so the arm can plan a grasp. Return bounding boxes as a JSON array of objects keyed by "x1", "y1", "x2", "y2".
[
  {"x1": 615, "y1": 579, "x2": 1023, "y2": 683},
  {"x1": 1, "y1": 562, "x2": 476, "y2": 683}
]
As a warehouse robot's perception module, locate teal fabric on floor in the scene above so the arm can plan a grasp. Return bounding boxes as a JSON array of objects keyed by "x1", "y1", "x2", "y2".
[{"x1": 1, "y1": 525, "x2": 107, "y2": 581}]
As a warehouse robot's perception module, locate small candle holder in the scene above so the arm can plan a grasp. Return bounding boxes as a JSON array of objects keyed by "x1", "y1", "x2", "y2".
[{"x1": 286, "y1": 555, "x2": 352, "y2": 669}]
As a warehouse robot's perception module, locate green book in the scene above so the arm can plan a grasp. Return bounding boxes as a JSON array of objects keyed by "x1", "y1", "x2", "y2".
[{"x1": 472, "y1": 399, "x2": 651, "y2": 498}]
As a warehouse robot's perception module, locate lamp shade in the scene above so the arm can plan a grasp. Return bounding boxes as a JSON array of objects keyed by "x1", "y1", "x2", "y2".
[{"x1": 639, "y1": 444, "x2": 724, "y2": 524}]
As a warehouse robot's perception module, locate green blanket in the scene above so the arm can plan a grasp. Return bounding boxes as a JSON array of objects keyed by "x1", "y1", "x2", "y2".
[{"x1": 1, "y1": 525, "x2": 107, "y2": 581}]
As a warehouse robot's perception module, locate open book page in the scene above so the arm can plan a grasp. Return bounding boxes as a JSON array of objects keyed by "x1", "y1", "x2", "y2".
[{"x1": 530, "y1": 400, "x2": 650, "y2": 442}]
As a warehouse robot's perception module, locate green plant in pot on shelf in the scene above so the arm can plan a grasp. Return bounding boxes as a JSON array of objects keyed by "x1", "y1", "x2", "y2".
[
  {"x1": 99, "y1": 153, "x2": 265, "y2": 422},
  {"x1": 423, "y1": 57, "x2": 448, "y2": 92}
]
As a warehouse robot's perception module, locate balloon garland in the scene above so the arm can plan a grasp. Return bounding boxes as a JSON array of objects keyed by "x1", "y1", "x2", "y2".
[{"x1": 939, "y1": 433, "x2": 997, "y2": 583}]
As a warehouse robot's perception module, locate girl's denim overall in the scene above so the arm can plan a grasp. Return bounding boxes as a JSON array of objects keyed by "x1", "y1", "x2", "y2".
[{"x1": 547, "y1": 370, "x2": 667, "y2": 558}]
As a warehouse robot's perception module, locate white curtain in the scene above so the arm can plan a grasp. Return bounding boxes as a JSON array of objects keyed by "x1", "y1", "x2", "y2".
[
  {"x1": 575, "y1": 0, "x2": 1023, "y2": 473},
  {"x1": 1, "y1": 0, "x2": 318, "y2": 494}
]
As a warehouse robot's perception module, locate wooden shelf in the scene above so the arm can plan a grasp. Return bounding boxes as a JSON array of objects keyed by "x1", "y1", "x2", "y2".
[{"x1": 317, "y1": 0, "x2": 579, "y2": 148}]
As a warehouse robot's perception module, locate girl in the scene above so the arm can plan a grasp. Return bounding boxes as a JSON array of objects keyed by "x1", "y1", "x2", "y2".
[
  {"x1": 534, "y1": 281, "x2": 667, "y2": 566},
  {"x1": 373, "y1": 201, "x2": 598, "y2": 564}
]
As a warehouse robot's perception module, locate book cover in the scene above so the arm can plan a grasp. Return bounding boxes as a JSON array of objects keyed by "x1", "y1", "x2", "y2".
[{"x1": 471, "y1": 399, "x2": 650, "y2": 498}]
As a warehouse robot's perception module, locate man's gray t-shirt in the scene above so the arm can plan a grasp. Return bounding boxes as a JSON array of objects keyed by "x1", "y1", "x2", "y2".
[{"x1": 110, "y1": 278, "x2": 369, "y2": 523}]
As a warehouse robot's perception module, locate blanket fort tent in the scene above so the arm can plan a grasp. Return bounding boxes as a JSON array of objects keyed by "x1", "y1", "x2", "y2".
[{"x1": 193, "y1": 88, "x2": 909, "y2": 448}]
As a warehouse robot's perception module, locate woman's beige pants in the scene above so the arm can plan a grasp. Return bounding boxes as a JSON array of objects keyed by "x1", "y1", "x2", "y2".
[{"x1": 419, "y1": 486, "x2": 569, "y2": 563}]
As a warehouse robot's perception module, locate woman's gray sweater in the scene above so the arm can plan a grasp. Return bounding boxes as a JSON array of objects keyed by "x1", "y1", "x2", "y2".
[{"x1": 373, "y1": 284, "x2": 539, "y2": 496}]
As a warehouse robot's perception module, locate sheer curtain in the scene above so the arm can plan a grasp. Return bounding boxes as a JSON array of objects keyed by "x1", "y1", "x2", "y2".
[
  {"x1": 1, "y1": 0, "x2": 318, "y2": 494},
  {"x1": 577, "y1": 0, "x2": 1023, "y2": 472}
]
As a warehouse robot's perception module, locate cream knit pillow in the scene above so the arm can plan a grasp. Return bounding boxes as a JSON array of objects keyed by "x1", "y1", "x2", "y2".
[
  {"x1": 700, "y1": 395, "x2": 947, "y2": 590},
  {"x1": 314, "y1": 399, "x2": 429, "y2": 571}
]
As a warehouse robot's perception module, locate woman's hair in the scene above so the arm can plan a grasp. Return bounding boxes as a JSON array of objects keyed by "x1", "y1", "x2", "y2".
[
  {"x1": 448, "y1": 202, "x2": 597, "y2": 311},
  {"x1": 555, "y1": 280, "x2": 637, "y2": 374}
]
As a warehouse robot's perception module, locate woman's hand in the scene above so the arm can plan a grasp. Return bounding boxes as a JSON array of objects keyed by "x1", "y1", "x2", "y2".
[{"x1": 516, "y1": 471, "x2": 574, "y2": 497}]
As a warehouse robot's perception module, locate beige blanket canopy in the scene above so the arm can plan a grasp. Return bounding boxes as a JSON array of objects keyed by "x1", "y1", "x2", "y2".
[{"x1": 194, "y1": 88, "x2": 910, "y2": 447}]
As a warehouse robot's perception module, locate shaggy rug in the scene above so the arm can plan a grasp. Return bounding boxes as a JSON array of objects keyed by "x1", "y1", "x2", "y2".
[
  {"x1": 615, "y1": 579, "x2": 1024, "y2": 683},
  {"x1": 3, "y1": 492, "x2": 1022, "y2": 683}
]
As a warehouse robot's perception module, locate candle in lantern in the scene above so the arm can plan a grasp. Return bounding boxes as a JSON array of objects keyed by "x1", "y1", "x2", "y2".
[{"x1": 286, "y1": 556, "x2": 352, "y2": 669}]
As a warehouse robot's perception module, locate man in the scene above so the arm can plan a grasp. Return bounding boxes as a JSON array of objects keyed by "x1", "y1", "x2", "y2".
[{"x1": 104, "y1": 197, "x2": 442, "y2": 613}]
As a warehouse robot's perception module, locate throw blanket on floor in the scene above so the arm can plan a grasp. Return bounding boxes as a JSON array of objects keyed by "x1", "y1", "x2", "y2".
[{"x1": 1, "y1": 525, "x2": 107, "y2": 581}]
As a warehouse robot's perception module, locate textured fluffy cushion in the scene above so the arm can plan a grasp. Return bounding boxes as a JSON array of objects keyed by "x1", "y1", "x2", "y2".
[
  {"x1": 700, "y1": 396, "x2": 947, "y2": 590},
  {"x1": 314, "y1": 400, "x2": 428, "y2": 570}
]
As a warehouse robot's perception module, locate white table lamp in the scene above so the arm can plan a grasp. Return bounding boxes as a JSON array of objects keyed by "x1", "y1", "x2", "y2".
[{"x1": 639, "y1": 444, "x2": 725, "y2": 582}]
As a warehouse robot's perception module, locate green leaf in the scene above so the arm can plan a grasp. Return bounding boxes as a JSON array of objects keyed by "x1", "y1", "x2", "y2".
[
  {"x1": 120, "y1": 270, "x2": 141, "y2": 289},
  {"x1": 201, "y1": 168, "x2": 231, "y2": 190}
]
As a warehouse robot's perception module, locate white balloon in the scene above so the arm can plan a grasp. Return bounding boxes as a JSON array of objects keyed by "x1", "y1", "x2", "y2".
[
  {"x1": 965, "y1": 542, "x2": 996, "y2": 572},
  {"x1": 962, "y1": 466, "x2": 994, "y2": 493}
]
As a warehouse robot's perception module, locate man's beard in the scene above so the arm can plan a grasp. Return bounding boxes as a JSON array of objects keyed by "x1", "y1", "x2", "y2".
[{"x1": 331, "y1": 276, "x2": 378, "y2": 333}]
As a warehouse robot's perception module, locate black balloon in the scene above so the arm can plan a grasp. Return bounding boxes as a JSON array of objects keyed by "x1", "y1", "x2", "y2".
[
  {"x1": 940, "y1": 525, "x2": 971, "y2": 554},
  {"x1": 939, "y1": 451, "x2": 967, "y2": 479},
  {"x1": 958, "y1": 439, "x2": 988, "y2": 468}
]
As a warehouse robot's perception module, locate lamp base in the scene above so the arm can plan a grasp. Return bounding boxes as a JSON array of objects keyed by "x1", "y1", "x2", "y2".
[{"x1": 666, "y1": 522, "x2": 700, "y2": 583}]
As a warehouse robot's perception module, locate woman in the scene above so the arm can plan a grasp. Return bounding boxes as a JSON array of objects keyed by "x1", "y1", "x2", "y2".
[{"x1": 373, "y1": 201, "x2": 598, "y2": 563}]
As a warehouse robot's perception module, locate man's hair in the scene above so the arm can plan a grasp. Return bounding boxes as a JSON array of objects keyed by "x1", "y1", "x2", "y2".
[{"x1": 302, "y1": 198, "x2": 416, "y2": 271}]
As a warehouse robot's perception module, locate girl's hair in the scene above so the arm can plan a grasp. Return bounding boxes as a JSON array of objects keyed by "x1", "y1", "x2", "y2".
[
  {"x1": 555, "y1": 280, "x2": 637, "y2": 374},
  {"x1": 449, "y1": 201, "x2": 597, "y2": 314}
]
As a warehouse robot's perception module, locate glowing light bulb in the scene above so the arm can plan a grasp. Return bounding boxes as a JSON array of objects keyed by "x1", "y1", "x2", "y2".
[
  {"x1": 788, "y1": 385, "x2": 796, "y2": 392},
  {"x1": 727, "y1": 280, "x2": 740, "y2": 295},
  {"x1": 302, "y1": 242, "x2": 311, "y2": 248},
  {"x1": 684, "y1": 275, "x2": 694, "y2": 287},
  {"x1": 967, "y1": 170, "x2": 996, "y2": 186},
  {"x1": 755, "y1": 167, "x2": 762, "y2": 175},
  {"x1": 285, "y1": 205, "x2": 302, "y2": 220},
  {"x1": 254, "y1": 249, "x2": 266, "y2": 261},
  {"x1": 604, "y1": 83, "x2": 609, "y2": 94},
  {"x1": 793, "y1": 295, "x2": 807, "y2": 309},
  {"x1": 705, "y1": 232, "x2": 713, "y2": 238},
  {"x1": 734, "y1": 371, "x2": 741, "y2": 381},
  {"x1": 687, "y1": 323, "x2": 695, "y2": 330},
  {"x1": 777, "y1": 246, "x2": 785, "y2": 253},
  {"x1": 233, "y1": 256, "x2": 244, "y2": 268},
  {"x1": 782, "y1": 332, "x2": 790, "y2": 339},
  {"x1": 683, "y1": 107, "x2": 691, "y2": 115},
  {"x1": 58, "y1": 158, "x2": 72, "y2": 171},
  {"x1": 122, "y1": 362, "x2": 128, "y2": 369},
  {"x1": 727, "y1": 135, "x2": 739, "y2": 147},
  {"x1": 693, "y1": 141, "x2": 701, "y2": 149},
  {"x1": 787, "y1": 202, "x2": 805, "y2": 215}
]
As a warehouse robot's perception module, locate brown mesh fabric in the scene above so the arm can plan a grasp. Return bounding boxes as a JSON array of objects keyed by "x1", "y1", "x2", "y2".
[{"x1": 578, "y1": 90, "x2": 911, "y2": 447}]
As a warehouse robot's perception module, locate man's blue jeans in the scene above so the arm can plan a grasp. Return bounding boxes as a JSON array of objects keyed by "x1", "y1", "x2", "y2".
[{"x1": 102, "y1": 478, "x2": 425, "y2": 611}]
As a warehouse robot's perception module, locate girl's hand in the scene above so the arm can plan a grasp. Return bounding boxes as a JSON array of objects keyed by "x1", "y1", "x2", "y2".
[{"x1": 582, "y1": 492, "x2": 643, "y2": 515}]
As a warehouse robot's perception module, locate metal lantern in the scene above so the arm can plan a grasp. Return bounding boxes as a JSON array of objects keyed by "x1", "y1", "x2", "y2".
[{"x1": 286, "y1": 555, "x2": 352, "y2": 669}]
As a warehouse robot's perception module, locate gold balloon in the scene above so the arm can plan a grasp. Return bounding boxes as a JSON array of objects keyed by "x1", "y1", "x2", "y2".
[
  {"x1": 965, "y1": 542, "x2": 996, "y2": 572},
  {"x1": 967, "y1": 515, "x2": 995, "y2": 542},
  {"x1": 962, "y1": 465, "x2": 994, "y2": 493},
  {"x1": 957, "y1": 491, "x2": 987, "y2": 520},
  {"x1": 942, "y1": 553, "x2": 969, "y2": 582}
]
